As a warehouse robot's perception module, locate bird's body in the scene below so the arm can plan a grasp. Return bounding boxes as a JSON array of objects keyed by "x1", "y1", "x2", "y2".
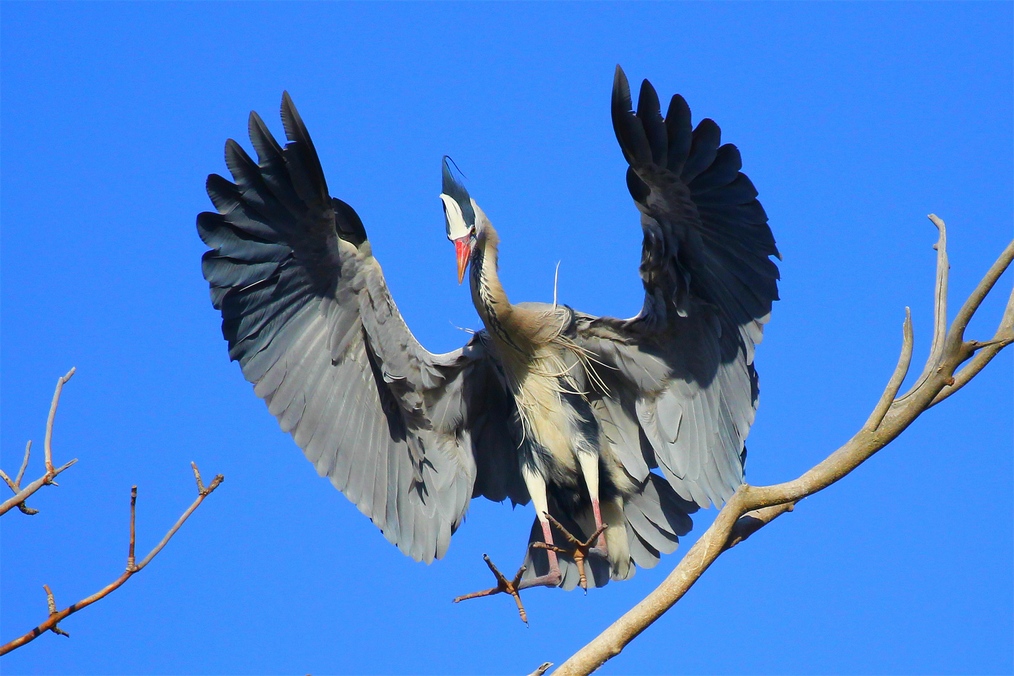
[
  {"x1": 198, "y1": 66, "x2": 779, "y2": 592},
  {"x1": 463, "y1": 219, "x2": 637, "y2": 581}
]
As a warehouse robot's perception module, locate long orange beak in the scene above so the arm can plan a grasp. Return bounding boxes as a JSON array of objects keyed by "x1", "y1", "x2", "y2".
[{"x1": 454, "y1": 237, "x2": 470, "y2": 284}]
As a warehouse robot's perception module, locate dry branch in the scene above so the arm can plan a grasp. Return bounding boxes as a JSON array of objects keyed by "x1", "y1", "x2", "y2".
[
  {"x1": 0, "y1": 463, "x2": 224, "y2": 655},
  {"x1": 0, "y1": 368, "x2": 78, "y2": 516},
  {"x1": 553, "y1": 218, "x2": 1014, "y2": 675}
]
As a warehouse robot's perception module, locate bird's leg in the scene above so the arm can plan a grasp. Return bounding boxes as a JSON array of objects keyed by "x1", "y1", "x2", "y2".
[
  {"x1": 451, "y1": 469, "x2": 562, "y2": 622},
  {"x1": 577, "y1": 452, "x2": 609, "y2": 553},
  {"x1": 517, "y1": 466, "x2": 564, "y2": 588},
  {"x1": 531, "y1": 513, "x2": 606, "y2": 592}
]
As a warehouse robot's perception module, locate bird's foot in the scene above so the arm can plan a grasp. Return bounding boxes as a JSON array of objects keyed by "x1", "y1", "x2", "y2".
[
  {"x1": 532, "y1": 514, "x2": 608, "y2": 593},
  {"x1": 453, "y1": 554, "x2": 531, "y2": 624}
]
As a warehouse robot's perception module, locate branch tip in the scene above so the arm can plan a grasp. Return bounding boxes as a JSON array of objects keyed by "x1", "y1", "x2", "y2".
[
  {"x1": 191, "y1": 462, "x2": 206, "y2": 494},
  {"x1": 16, "y1": 441, "x2": 32, "y2": 486},
  {"x1": 864, "y1": 307, "x2": 915, "y2": 432},
  {"x1": 530, "y1": 663, "x2": 554, "y2": 676},
  {"x1": 40, "y1": 585, "x2": 69, "y2": 637},
  {"x1": 127, "y1": 486, "x2": 138, "y2": 571},
  {"x1": 43, "y1": 585, "x2": 56, "y2": 615},
  {"x1": 44, "y1": 370, "x2": 75, "y2": 473}
]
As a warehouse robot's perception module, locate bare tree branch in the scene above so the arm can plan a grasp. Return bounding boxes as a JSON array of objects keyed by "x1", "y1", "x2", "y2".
[
  {"x1": 0, "y1": 443, "x2": 39, "y2": 515},
  {"x1": 930, "y1": 287, "x2": 1014, "y2": 406},
  {"x1": 0, "y1": 464, "x2": 224, "y2": 655},
  {"x1": 862, "y1": 307, "x2": 914, "y2": 432},
  {"x1": 553, "y1": 220, "x2": 1013, "y2": 675},
  {"x1": 0, "y1": 369, "x2": 78, "y2": 516}
]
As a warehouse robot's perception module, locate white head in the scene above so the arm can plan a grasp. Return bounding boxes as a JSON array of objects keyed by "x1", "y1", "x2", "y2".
[{"x1": 440, "y1": 157, "x2": 487, "y2": 284}]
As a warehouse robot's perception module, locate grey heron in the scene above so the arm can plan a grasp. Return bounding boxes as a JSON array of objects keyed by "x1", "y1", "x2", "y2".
[{"x1": 197, "y1": 66, "x2": 779, "y2": 610}]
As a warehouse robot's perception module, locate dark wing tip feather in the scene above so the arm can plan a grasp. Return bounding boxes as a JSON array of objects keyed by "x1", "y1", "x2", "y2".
[
  {"x1": 636, "y1": 79, "x2": 667, "y2": 166},
  {"x1": 279, "y1": 92, "x2": 330, "y2": 206},
  {"x1": 611, "y1": 66, "x2": 651, "y2": 166},
  {"x1": 205, "y1": 173, "x2": 239, "y2": 213},
  {"x1": 196, "y1": 210, "x2": 221, "y2": 247},
  {"x1": 636, "y1": 79, "x2": 660, "y2": 116},
  {"x1": 691, "y1": 143, "x2": 742, "y2": 193},
  {"x1": 224, "y1": 138, "x2": 258, "y2": 183},
  {"x1": 279, "y1": 91, "x2": 301, "y2": 142},
  {"x1": 612, "y1": 65, "x2": 633, "y2": 113},
  {"x1": 247, "y1": 110, "x2": 281, "y2": 165},
  {"x1": 664, "y1": 94, "x2": 693, "y2": 175},
  {"x1": 682, "y1": 118, "x2": 721, "y2": 183}
]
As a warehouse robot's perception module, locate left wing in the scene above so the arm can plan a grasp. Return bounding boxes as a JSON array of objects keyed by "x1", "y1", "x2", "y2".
[{"x1": 197, "y1": 93, "x2": 526, "y2": 563}]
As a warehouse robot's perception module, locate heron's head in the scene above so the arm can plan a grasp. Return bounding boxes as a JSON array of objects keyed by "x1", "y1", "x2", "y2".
[{"x1": 440, "y1": 157, "x2": 486, "y2": 284}]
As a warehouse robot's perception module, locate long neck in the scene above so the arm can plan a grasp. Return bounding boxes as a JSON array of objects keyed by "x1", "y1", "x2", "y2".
[{"x1": 469, "y1": 224, "x2": 520, "y2": 351}]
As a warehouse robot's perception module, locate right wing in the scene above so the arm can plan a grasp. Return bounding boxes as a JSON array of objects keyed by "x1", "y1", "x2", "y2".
[
  {"x1": 197, "y1": 93, "x2": 526, "y2": 563},
  {"x1": 574, "y1": 67, "x2": 780, "y2": 508}
]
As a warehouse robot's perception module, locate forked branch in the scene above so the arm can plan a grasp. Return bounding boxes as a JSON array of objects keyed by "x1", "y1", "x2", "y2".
[
  {"x1": 0, "y1": 368, "x2": 78, "y2": 516},
  {"x1": 0, "y1": 463, "x2": 224, "y2": 655},
  {"x1": 552, "y1": 217, "x2": 1013, "y2": 675}
]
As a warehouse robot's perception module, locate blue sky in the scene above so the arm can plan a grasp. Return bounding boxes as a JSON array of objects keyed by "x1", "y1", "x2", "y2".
[{"x1": 2, "y1": 3, "x2": 1011, "y2": 674}]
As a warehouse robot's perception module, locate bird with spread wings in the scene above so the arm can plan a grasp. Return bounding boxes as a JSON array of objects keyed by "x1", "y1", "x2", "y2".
[{"x1": 197, "y1": 66, "x2": 779, "y2": 613}]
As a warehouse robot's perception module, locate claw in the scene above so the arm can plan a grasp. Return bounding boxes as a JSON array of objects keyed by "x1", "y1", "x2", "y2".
[
  {"x1": 453, "y1": 554, "x2": 530, "y2": 624},
  {"x1": 453, "y1": 516, "x2": 610, "y2": 620}
]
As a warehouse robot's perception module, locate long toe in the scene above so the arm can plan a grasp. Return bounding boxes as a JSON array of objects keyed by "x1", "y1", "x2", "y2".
[
  {"x1": 452, "y1": 554, "x2": 530, "y2": 624},
  {"x1": 540, "y1": 515, "x2": 609, "y2": 591}
]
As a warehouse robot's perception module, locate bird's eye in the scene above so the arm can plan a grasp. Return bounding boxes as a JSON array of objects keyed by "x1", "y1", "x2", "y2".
[{"x1": 469, "y1": 227, "x2": 477, "y2": 240}]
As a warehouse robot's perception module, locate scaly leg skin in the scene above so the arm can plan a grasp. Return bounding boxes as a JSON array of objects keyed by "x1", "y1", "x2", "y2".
[{"x1": 517, "y1": 465, "x2": 564, "y2": 588}]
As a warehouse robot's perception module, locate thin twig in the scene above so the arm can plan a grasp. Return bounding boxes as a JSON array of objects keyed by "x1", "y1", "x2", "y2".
[
  {"x1": 191, "y1": 461, "x2": 206, "y2": 494},
  {"x1": 0, "y1": 459, "x2": 77, "y2": 517},
  {"x1": 127, "y1": 486, "x2": 138, "y2": 571},
  {"x1": 0, "y1": 469, "x2": 20, "y2": 499},
  {"x1": 0, "y1": 369, "x2": 79, "y2": 517},
  {"x1": 136, "y1": 469, "x2": 224, "y2": 571},
  {"x1": 899, "y1": 216, "x2": 949, "y2": 401},
  {"x1": 552, "y1": 227, "x2": 1014, "y2": 676},
  {"x1": 16, "y1": 441, "x2": 32, "y2": 487},
  {"x1": 44, "y1": 368, "x2": 76, "y2": 474},
  {"x1": 42, "y1": 586, "x2": 69, "y2": 638},
  {"x1": 0, "y1": 443, "x2": 40, "y2": 515},
  {"x1": 0, "y1": 464, "x2": 224, "y2": 655},
  {"x1": 863, "y1": 307, "x2": 914, "y2": 432},
  {"x1": 926, "y1": 214, "x2": 949, "y2": 359}
]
